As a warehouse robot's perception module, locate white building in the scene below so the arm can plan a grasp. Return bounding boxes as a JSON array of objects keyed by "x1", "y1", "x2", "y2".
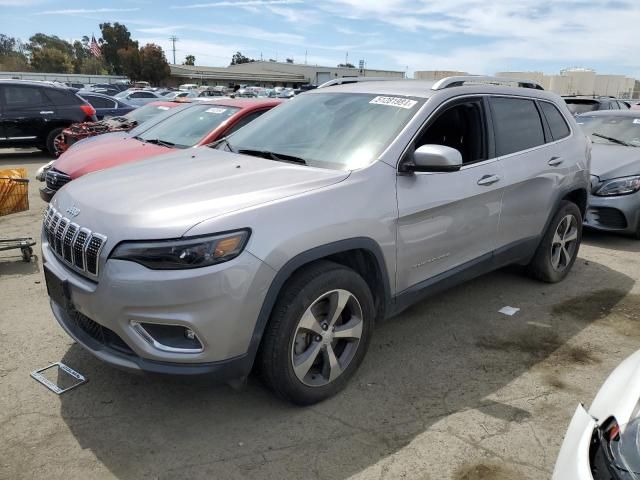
[
  {"x1": 414, "y1": 70, "x2": 468, "y2": 81},
  {"x1": 226, "y1": 61, "x2": 405, "y2": 86},
  {"x1": 496, "y1": 68, "x2": 636, "y2": 97}
]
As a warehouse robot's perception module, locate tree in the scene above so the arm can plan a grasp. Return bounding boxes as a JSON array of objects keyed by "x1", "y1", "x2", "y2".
[
  {"x1": 338, "y1": 63, "x2": 355, "y2": 68},
  {"x1": 117, "y1": 47, "x2": 141, "y2": 81},
  {"x1": 30, "y1": 47, "x2": 74, "y2": 73},
  {"x1": 28, "y1": 34, "x2": 75, "y2": 73},
  {"x1": 230, "y1": 51, "x2": 254, "y2": 65},
  {"x1": 79, "y1": 56, "x2": 108, "y2": 75},
  {"x1": 184, "y1": 54, "x2": 195, "y2": 66},
  {"x1": 286, "y1": 58, "x2": 294, "y2": 64},
  {"x1": 0, "y1": 34, "x2": 29, "y2": 71},
  {"x1": 139, "y1": 43, "x2": 170, "y2": 85},
  {"x1": 99, "y1": 22, "x2": 138, "y2": 74}
]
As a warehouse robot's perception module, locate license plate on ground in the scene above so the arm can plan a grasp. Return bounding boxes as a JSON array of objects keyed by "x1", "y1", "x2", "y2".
[{"x1": 44, "y1": 265, "x2": 70, "y2": 307}]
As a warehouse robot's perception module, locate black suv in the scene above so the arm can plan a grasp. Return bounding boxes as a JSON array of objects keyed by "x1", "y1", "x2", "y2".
[
  {"x1": 0, "y1": 80, "x2": 97, "y2": 156},
  {"x1": 563, "y1": 95, "x2": 630, "y2": 115}
]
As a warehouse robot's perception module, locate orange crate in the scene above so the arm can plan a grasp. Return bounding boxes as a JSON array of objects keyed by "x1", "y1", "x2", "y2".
[{"x1": 0, "y1": 168, "x2": 29, "y2": 217}]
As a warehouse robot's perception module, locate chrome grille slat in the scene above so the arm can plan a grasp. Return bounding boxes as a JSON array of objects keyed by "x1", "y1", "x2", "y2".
[
  {"x1": 43, "y1": 206, "x2": 107, "y2": 279},
  {"x1": 63, "y1": 223, "x2": 79, "y2": 262},
  {"x1": 54, "y1": 218, "x2": 69, "y2": 255}
]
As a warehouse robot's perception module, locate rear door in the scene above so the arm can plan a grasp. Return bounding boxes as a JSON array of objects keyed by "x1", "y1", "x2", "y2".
[
  {"x1": 491, "y1": 96, "x2": 573, "y2": 252},
  {"x1": 81, "y1": 94, "x2": 118, "y2": 119},
  {"x1": 395, "y1": 96, "x2": 504, "y2": 292},
  {"x1": 0, "y1": 84, "x2": 52, "y2": 145}
]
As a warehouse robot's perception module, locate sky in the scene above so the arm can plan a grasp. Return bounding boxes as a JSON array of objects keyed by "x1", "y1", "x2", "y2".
[{"x1": 1, "y1": 0, "x2": 639, "y2": 78}]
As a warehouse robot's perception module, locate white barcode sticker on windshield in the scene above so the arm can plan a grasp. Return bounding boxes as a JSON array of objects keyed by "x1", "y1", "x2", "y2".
[
  {"x1": 157, "y1": 106, "x2": 170, "y2": 110},
  {"x1": 205, "y1": 107, "x2": 227, "y2": 114},
  {"x1": 369, "y1": 96, "x2": 417, "y2": 109},
  {"x1": 633, "y1": 119, "x2": 640, "y2": 124}
]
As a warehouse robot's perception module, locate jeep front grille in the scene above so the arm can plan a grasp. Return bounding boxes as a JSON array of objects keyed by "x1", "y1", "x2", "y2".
[{"x1": 43, "y1": 205, "x2": 107, "y2": 278}]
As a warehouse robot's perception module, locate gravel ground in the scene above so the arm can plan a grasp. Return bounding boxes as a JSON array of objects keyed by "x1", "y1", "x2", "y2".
[{"x1": 1, "y1": 148, "x2": 639, "y2": 480}]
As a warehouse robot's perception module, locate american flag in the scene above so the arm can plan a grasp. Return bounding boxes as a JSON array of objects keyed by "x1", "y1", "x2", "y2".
[{"x1": 89, "y1": 35, "x2": 101, "y2": 58}]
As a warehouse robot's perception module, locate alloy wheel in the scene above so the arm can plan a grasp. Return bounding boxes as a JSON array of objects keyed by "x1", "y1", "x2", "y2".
[
  {"x1": 550, "y1": 214, "x2": 579, "y2": 271},
  {"x1": 290, "y1": 289, "x2": 363, "y2": 387}
]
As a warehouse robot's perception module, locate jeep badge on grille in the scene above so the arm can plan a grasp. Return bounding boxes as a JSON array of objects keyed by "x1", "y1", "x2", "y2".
[{"x1": 66, "y1": 206, "x2": 80, "y2": 217}]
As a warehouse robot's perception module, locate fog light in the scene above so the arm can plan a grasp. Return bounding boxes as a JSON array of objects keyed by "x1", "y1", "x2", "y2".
[{"x1": 131, "y1": 321, "x2": 203, "y2": 353}]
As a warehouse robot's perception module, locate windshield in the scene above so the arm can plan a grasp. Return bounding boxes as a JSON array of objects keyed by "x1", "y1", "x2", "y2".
[
  {"x1": 136, "y1": 103, "x2": 240, "y2": 148},
  {"x1": 125, "y1": 104, "x2": 174, "y2": 124},
  {"x1": 577, "y1": 115, "x2": 640, "y2": 146},
  {"x1": 565, "y1": 100, "x2": 600, "y2": 115},
  {"x1": 226, "y1": 92, "x2": 423, "y2": 170}
]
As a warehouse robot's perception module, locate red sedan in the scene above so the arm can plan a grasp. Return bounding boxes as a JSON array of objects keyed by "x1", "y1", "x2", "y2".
[
  {"x1": 40, "y1": 98, "x2": 282, "y2": 202},
  {"x1": 57, "y1": 101, "x2": 184, "y2": 154}
]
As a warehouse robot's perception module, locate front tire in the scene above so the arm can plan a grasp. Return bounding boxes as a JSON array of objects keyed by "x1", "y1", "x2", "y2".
[
  {"x1": 528, "y1": 201, "x2": 582, "y2": 283},
  {"x1": 258, "y1": 261, "x2": 375, "y2": 405}
]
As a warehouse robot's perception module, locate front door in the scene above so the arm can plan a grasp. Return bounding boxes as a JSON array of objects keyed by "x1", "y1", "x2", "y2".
[{"x1": 395, "y1": 97, "x2": 504, "y2": 292}]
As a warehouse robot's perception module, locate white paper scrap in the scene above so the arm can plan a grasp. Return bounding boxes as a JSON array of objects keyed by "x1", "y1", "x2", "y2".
[{"x1": 499, "y1": 306, "x2": 520, "y2": 316}]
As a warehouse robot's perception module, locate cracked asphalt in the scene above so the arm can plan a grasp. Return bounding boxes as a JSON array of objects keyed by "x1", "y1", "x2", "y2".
[{"x1": 1, "y1": 148, "x2": 640, "y2": 480}]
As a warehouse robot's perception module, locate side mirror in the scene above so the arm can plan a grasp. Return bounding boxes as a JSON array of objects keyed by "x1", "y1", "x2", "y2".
[{"x1": 403, "y1": 145, "x2": 463, "y2": 173}]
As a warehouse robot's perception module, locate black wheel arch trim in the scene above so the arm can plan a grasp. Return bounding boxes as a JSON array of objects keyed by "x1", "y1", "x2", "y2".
[{"x1": 244, "y1": 237, "x2": 392, "y2": 370}]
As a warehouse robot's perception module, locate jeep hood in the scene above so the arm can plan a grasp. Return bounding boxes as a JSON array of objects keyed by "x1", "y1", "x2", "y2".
[
  {"x1": 590, "y1": 143, "x2": 640, "y2": 180},
  {"x1": 51, "y1": 148, "x2": 350, "y2": 240},
  {"x1": 55, "y1": 134, "x2": 171, "y2": 179}
]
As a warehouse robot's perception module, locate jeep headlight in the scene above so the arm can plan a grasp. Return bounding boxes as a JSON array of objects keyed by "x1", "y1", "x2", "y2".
[
  {"x1": 111, "y1": 230, "x2": 250, "y2": 269},
  {"x1": 594, "y1": 175, "x2": 640, "y2": 197}
]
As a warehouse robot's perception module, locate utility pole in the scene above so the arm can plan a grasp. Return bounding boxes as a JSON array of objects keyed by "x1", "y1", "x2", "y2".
[
  {"x1": 305, "y1": 49, "x2": 307, "y2": 65},
  {"x1": 169, "y1": 36, "x2": 178, "y2": 64},
  {"x1": 345, "y1": 51, "x2": 349, "y2": 66}
]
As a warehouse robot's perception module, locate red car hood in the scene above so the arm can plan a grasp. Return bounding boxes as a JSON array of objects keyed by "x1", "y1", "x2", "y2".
[{"x1": 55, "y1": 135, "x2": 172, "y2": 178}]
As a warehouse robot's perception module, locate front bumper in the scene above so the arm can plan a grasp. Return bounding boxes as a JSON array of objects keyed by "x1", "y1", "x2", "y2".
[
  {"x1": 39, "y1": 186, "x2": 55, "y2": 203},
  {"x1": 43, "y1": 232, "x2": 276, "y2": 377},
  {"x1": 585, "y1": 191, "x2": 640, "y2": 235}
]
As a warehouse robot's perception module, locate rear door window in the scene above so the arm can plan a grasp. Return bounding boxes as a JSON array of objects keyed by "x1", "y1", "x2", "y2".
[
  {"x1": 489, "y1": 97, "x2": 545, "y2": 156},
  {"x1": 539, "y1": 101, "x2": 571, "y2": 141},
  {"x1": 3, "y1": 86, "x2": 50, "y2": 108}
]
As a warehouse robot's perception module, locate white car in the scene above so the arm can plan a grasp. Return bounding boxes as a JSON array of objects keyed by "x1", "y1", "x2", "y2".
[{"x1": 553, "y1": 349, "x2": 640, "y2": 479}]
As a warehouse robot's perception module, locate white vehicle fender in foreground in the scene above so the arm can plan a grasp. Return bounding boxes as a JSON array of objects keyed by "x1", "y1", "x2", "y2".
[{"x1": 552, "y1": 404, "x2": 596, "y2": 480}]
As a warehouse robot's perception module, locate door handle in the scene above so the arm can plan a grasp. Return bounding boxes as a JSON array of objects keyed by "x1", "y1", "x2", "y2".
[
  {"x1": 40, "y1": 111, "x2": 54, "y2": 115},
  {"x1": 477, "y1": 174, "x2": 500, "y2": 186},
  {"x1": 548, "y1": 156, "x2": 564, "y2": 167}
]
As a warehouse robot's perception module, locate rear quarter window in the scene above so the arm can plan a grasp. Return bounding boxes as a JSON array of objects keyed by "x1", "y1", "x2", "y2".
[
  {"x1": 43, "y1": 88, "x2": 83, "y2": 106},
  {"x1": 489, "y1": 97, "x2": 546, "y2": 156},
  {"x1": 539, "y1": 101, "x2": 571, "y2": 141},
  {"x1": 81, "y1": 95, "x2": 116, "y2": 109}
]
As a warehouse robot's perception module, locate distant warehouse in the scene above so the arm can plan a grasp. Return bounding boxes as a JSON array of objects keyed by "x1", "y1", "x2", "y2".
[{"x1": 169, "y1": 61, "x2": 405, "y2": 88}]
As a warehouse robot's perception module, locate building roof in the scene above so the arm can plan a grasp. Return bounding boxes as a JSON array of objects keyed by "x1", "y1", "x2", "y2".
[
  {"x1": 227, "y1": 60, "x2": 404, "y2": 74},
  {"x1": 170, "y1": 64, "x2": 305, "y2": 83}
]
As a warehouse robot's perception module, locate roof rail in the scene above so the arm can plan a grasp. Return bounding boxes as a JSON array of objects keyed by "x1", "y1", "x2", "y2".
[
  {"x1": 432, "y1": 75, "x2": 544, "y2": 91},
  {"x1": 317, "y1": 77, "x2": 399, "y2": 89}
]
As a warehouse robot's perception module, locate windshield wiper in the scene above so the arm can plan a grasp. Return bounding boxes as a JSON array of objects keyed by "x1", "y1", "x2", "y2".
[
  {"x1": 238, "y1": 149, "x2": 307, "y2": 165},
  {"x1": 209, "y1": 136, "x2": 235, "y2": 153},
  {"x1": 143, "y1": 138, "x2": 176, "y2": 148},
  {"x1": 592, "y1": 132, "x2": 635, "y2": 147}
]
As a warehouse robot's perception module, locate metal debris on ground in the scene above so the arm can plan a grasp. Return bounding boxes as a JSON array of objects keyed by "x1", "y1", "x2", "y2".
[{"x1": 31, "y1": 362, "x2": 87, "y2": 394}]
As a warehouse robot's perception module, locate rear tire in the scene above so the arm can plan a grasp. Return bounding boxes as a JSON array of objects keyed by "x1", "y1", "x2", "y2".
[
  {"x1": 45, "y1": 128, "x2": 65, "y2": 157},
  {"x1": 258, "y1": 261, "x2": 375, "y2": 405},
  {"x1": 528, "y1": 201, "x2": 582, "y2": 283}
]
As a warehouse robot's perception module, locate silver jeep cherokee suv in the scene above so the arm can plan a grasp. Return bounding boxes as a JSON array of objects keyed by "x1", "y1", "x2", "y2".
[{"x1": 42, "y1": 76, "x2": 590, "y2": 405}]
